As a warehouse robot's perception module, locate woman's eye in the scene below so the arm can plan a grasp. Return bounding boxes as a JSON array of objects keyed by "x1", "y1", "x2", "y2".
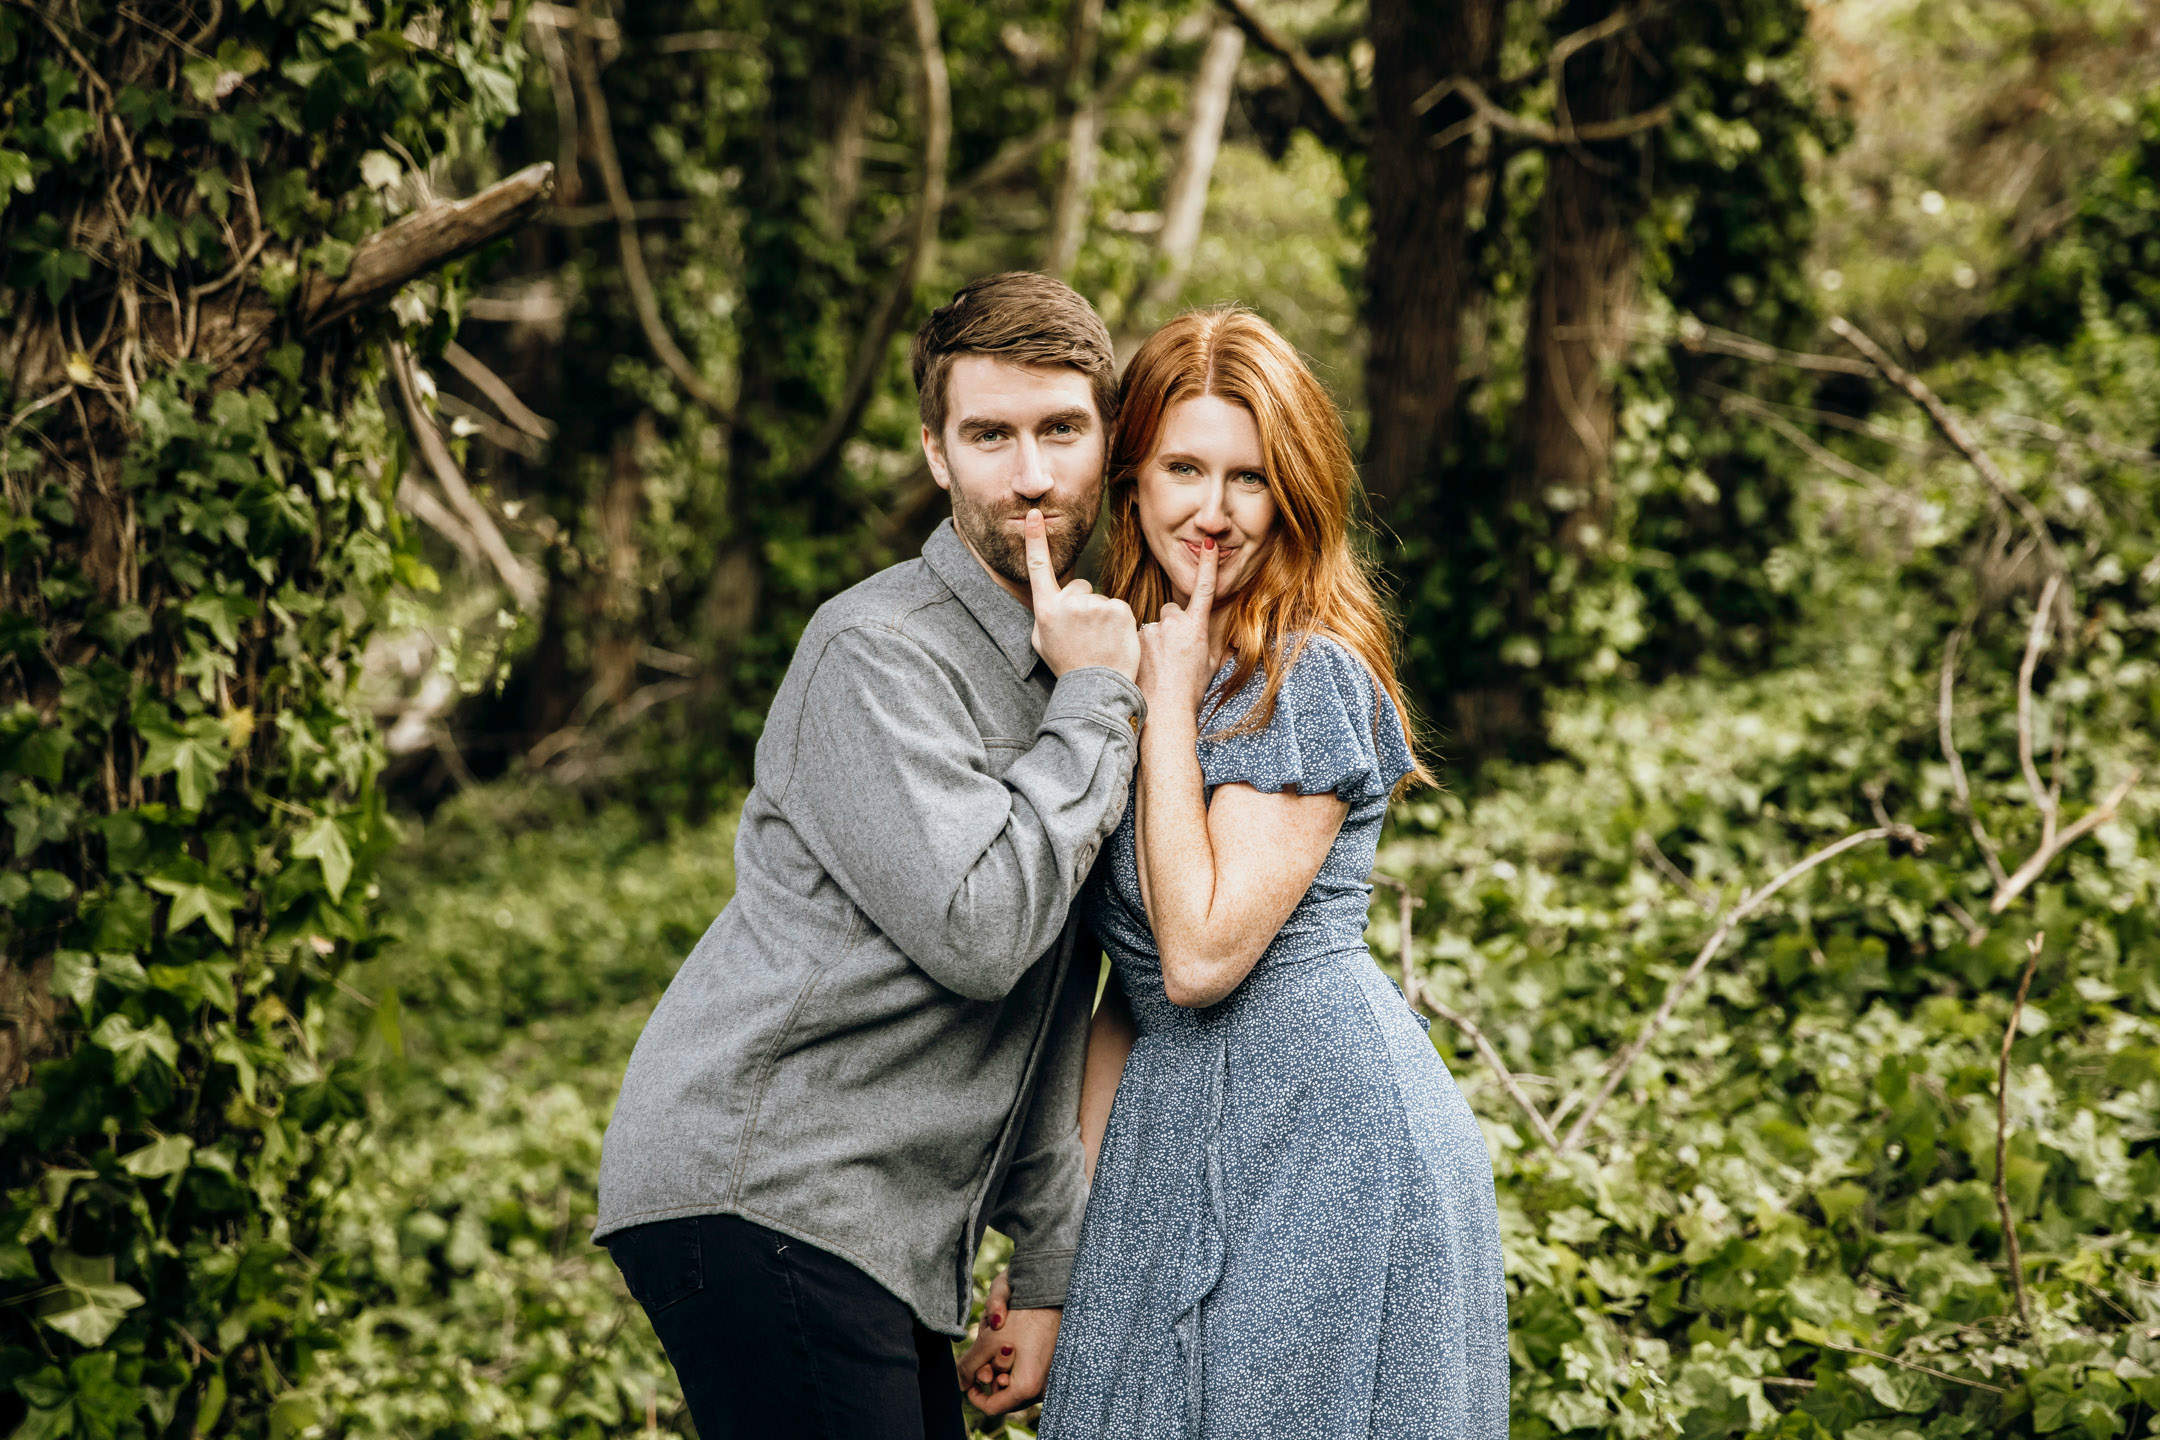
[{"x1": 1237, "y1": 472, "x2": 1268, "y2": 488}]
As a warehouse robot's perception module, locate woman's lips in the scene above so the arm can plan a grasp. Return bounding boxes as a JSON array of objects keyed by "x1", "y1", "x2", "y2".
[{"x1": 1179, "y1": 538, "x2": 1238, "y2": 561}]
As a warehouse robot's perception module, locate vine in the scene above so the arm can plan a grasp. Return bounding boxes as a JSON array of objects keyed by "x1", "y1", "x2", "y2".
[{"x1": 0, "y1": 4, "x2": 524, "y2": 1435}]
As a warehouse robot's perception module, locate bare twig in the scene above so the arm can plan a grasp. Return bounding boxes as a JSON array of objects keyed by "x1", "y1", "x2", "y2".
[
  {"x1": 1996, "y1": 933, "x2": 2042, "y2": 1328},
  {"x1": 1419, "y1": 73, "x2": 1674, "y2": 152},
  {"x1": 1827, "y1": 316, "x2": 2056, "y2": 555},
  {"x1": 387, "y1": 342, "x2": 542, "y2": 611},
  {"x1": 1820, "y1": 1340, "x2": 2008, "y2": 1395},
  {"x1": 1937, "y1": 623, "x2": 2011, "y2": 888},
  {"x1": 1421, "y1": 995, "x2": 1564, "y2": 1153},
  {"x1": 1370, "y1": 873, "x2": 1425, "y2": 1010},
  {"x1": 1557, "y1": 824, "x2": 1923, "y2": 1153},
  {"x1": 788, "y1": 0, "x2": 950, "y2": 486},
  {"x1": 1216, "y1": 0, "x2": 1365, "y2": 150},
  {"x1": 1658, "y1": 315, "x2": 1875, "y2": 376},
  {"x1": 1715, "y1": 388, "x2": 1922, "y2": 516},
  {"x1": 394, "y1": 474, "x2": 481, "y2": 565},
  {"x1": 2014, "y1": 575, "x2": 2063, "y2": 842},
  {"x1": 443, "y1": 341, "x2": 557, "y2": 440},
  {"x1": 1942, "y1": 898, "x2": 1989, "y2": 947},
  {"x1": 1989, "y1": 770, "x2": 2139, "y2": 915},
  {"x1": 570, "y1": 12, "x2": 732, "y2": 418},
  {"x1": 1634, "y1": 830, "x2": 1714, "y2": 912}
]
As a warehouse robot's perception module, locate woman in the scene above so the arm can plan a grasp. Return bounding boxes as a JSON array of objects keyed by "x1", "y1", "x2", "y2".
[{"x1": 1040, "y1": 309, "x2": 1509, "y2": 1438}]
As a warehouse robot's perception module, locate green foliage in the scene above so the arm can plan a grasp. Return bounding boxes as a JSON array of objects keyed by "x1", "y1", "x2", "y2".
[
  {"x1": 0, "y1": 5, "x2": 519, "y2": 1436},
  {"x1": 300, "y1": 795, "x2": 739, "y2": 1436}
]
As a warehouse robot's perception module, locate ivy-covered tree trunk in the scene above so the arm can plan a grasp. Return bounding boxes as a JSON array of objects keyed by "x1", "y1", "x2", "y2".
[{"x1": 0, "y1": 7, "x2": 526, "y2": 1434}]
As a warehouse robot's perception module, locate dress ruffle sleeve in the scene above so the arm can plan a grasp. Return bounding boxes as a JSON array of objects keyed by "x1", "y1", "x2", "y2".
[{"x1": 1197, "y1": 635, "x2": 1414, "y2": 806}]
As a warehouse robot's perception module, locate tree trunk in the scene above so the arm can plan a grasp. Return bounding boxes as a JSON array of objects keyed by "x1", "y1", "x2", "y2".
[
  {"x1": 1044, "y1": 0, "x2": 1107, "y2": 277},
  {"x1": 1137, "y1": 22, "x2": 1248, "y2": 315},
  {"x1": 1513, "y1": 0, "x2": 1654, "y2": 553},
  {"x1": 1361, "y1": 0, "x2": 1502, "y2": 514}
]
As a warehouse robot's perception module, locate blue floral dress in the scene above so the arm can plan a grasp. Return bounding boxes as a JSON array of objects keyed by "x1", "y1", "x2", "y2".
[{"x1": 1040, "y1": 635, "x2": 1509, "y2": 1440}]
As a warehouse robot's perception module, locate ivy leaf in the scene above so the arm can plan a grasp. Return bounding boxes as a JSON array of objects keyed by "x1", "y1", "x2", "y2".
[
  {"x1": 147, "y1": 863, "x2": 243, "y2": 942},
  {"x1": 137, "y1": 711, "x2": 230, "y2": 813},
  {"x1": 292, "y1": 815, "x2": 353, "y2": 900},
  {"x1": 118, "y1": 1134, "x2": 193, "y2": 1179},
  {"x1": 40, "y1": 109, "x2": 95, "y2": 162},
  {"x1": 35, "y1": 1251, "x2": 145, "y2": 1348},
  {"x1": 180, "y1": 591, "x2": 258, "y2": 651},
  {"x1": 0, "y1": 148, "x2": 36, "y2": 213},
  {"x1": 90, "y1": 1014, "x2": 178, "y2": 1082},
  {"x1": 127, "y1": 211, "x2": 182, "y2": 268}
]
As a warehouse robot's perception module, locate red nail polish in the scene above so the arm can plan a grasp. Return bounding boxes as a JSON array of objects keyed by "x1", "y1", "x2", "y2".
[
  {"x1": 990, "y1": 1313, "x2": 1003, "y2": 1329},
  {"x1": 1203, "y1": 537, "x2": 1216, "y2": 550},
  {"x1": 1000, "y1": 1345, "x2": 1013, "y2": 1356}
]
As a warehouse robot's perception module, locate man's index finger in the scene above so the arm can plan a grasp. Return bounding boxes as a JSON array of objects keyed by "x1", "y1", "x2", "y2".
[{"x1": 1023, "y1": 509, "x2": 1060, "y2": 607}]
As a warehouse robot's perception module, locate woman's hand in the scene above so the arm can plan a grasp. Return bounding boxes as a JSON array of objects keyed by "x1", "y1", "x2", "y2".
[
  {"x1": 956, "y1": 1270, "x2": 1061, "y2": 1416},
  {"x1": 1137, "y1": 537, "x2": 1219, "y2": 717}
]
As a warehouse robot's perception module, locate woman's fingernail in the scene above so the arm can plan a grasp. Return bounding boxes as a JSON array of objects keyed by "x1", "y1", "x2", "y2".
[
  {"x1": 1001, "y1": 1345, "x2": 1013, "y2": 1356},
  {"x1": 990, "y1": 1312, "x2": 1003, "y2": 1329},
  {"x1": 1204, "y1": 537, "x2": 1215, "y2": 549}
]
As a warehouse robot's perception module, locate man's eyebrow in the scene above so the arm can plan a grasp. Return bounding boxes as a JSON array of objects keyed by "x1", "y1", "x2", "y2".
[
  {"x1": 953, "y1": 407, "x2": 1096, "y2": 436},
  {"x1": 1034, "y1": 407, "x2": 1095, "y2": 430}
]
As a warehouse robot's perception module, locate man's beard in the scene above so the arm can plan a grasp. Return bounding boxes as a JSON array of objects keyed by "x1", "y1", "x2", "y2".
[{"x1": 950, "y1": 484, "x2": 1097, "y2": 589}]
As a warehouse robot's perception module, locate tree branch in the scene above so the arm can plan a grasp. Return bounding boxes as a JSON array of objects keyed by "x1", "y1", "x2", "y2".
[
  {"x1": 1828, "y1": 316, "x2": 2056, "y2": 555},
  {"x1": 300, "y1": 163, "x2": 556, "y2": 333},
  {"x1": 1134, "y1": 21, "x2": 1246, "y2": 313},
  {"x1": 788, "y1": 0, "x2": 951, "y2": 487},
  {"x1": 1419, "y1": 73, "x2": 1673, "y2": 152},
  {"x1": 1938, "y1": 624, "x2": 2010, "y2": 889},
  {"x1": 387, "y1": 342, "x2": 542, "y2": 612},
  {"x1": 1996, "y1": 931, "x2": 2041, "y2": 1328},
  {"x1": 1215, "y1": 0, "x2": 1365, "y2": 150},
  {"x1": 442, "y1": 341, "x2": 556, "y2": 441},
  {"x1": 1988, "y1": 770, "x2": 2139, "y2": 915},
  {"x1": 2014, "y1": 574, "x2": 2063, "y2": 843},
  {"x1": 1423, "y1": 995, "x2": 1564, "y2": 1153},
  {"x1": 1557, "y1": 824, "x2": 1923, "y2": 1154},
  {"x1": 570, "y1": 12, "x2": 732, "y2": 419},
  {"x1": 1634, "y1": 830, "x2": 1715, "y2": 912}
]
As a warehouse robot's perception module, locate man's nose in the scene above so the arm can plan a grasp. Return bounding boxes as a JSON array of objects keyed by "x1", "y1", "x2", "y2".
[{"x1": 1010, "y1": 435, "x2": 1054, "y2": 500}]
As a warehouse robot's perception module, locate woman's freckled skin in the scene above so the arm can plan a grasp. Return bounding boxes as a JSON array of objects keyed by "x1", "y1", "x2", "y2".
[{"x1": 1134, "y1": 394, "x2": 1278, "y2": 626}]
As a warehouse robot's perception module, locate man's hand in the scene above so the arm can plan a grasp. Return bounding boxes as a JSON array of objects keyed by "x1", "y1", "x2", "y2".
[
  {"x1": 956, "y1": 1270, "x2": 1061, "y2": 1417},
  {"x1": 1026, "y1": 509, "x2": 1140, "y2": 681}
]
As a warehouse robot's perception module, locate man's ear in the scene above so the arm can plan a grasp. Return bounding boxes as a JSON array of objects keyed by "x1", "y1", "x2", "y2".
[{"x1": 921, "y1": 425, "x2": 952, "y2": 491}]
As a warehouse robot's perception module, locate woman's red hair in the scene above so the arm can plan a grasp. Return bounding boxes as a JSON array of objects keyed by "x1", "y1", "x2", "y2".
[{"x1": 1103, "y1": 307, "x2": 1434, "y2": 790}]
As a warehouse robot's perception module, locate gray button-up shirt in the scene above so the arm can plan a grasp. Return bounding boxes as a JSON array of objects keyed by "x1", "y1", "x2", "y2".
[{"x1": 594, "y1": 520, "x2": 1143, "y2": 1335}]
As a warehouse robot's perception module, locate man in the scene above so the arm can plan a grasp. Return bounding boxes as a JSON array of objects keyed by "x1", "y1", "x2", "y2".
[{"x1": 593, "y1": 272, "x2": 1142, "y2": 1439}]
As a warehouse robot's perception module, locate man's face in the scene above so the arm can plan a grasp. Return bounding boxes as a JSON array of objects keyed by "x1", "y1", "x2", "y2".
[{"x1": 923, "y1": 356, "x2": 1106, "y2": 600}]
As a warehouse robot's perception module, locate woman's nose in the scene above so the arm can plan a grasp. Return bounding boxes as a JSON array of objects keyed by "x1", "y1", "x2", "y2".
[{"x1": 1193, "y1": 484, "x2": 1231, "y2": 533}]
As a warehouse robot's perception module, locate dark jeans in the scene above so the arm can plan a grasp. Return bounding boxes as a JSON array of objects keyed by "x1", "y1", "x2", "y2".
[{"x1": 605, "y1": 1212, "x2": 966, "y2": 1440}]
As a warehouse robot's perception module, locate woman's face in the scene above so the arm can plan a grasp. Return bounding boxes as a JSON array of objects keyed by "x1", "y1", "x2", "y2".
[{"x1": 1135, "y1": 394, "x2": 1278, "y2": 607}]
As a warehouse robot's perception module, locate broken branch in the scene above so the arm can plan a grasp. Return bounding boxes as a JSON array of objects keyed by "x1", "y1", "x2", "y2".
[
  {"x1": 387, "y1": 342, "x2": 542, "y2": 612},
  {"x1": 1938, "y1": 624, "x2": 2010, "y2": 889},
  {"x1": 301, "y1": 164, "x2": 555, "y2": 333},
  {"x1": 1557, "y1": 824, "x2": 1923, "y2": 1154},
  {"x1": 1996, "y1": 933, "x2": 2041, "y2": 1328},
  {"x1": 1216, "y1": 0, "x2": 1365, "y2": 150}
]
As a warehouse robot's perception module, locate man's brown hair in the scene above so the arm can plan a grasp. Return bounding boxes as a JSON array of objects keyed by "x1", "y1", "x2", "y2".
[{"x1": 910, "y1": 272, "x2": 1118, "y2": 441}]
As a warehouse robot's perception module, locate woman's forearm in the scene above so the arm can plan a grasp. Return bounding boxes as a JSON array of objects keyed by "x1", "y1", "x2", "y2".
[
  {"x1": 1078, "y1": 981, "x2": 1136, "y2": 1184},
  {"x1": 1138, "y1": 707, "x2": 1230, "y2": 1005}
]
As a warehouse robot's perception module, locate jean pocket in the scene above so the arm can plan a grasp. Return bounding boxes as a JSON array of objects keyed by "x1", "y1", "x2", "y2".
[{"x1": 608, "y1": 1217, "x2": 704, "y2": 1314}]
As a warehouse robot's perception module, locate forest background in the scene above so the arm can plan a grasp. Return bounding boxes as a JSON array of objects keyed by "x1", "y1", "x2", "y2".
[{"x1": 1, "y1": 0, "x2": 2158, "y2": 1436}]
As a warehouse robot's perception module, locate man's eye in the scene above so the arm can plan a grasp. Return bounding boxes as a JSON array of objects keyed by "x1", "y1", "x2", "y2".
[
  {"x1": 1048, "y1": 423, "x2": 1075, "y2": 436},
  {"x1": 976, "y1": 430, "x2": 1006, "y2": 444}
]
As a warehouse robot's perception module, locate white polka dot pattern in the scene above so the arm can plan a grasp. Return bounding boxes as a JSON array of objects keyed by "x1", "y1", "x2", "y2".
[{"x1": 1040, "y1": 635, "x2": 1511, "y2": 1440}]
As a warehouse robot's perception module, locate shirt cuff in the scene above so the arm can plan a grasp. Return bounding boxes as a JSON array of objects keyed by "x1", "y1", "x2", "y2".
[
  {"x1": 1043, "y1": 666, "x2": 1147, "y2": 736},
  {"x1": 1004, "y1": 1245, "x2": 1077, "y2": 1311}
]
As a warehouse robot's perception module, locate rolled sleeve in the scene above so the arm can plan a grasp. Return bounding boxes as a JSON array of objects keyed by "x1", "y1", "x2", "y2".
[{"x1": 781, "y1": 626, "x2": 1142, "y2": 1001}]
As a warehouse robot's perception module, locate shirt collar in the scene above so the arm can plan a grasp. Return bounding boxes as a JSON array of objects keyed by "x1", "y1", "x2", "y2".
[{"x1": 923, "y1": 519, "x2": 1042, "y2": 682}]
